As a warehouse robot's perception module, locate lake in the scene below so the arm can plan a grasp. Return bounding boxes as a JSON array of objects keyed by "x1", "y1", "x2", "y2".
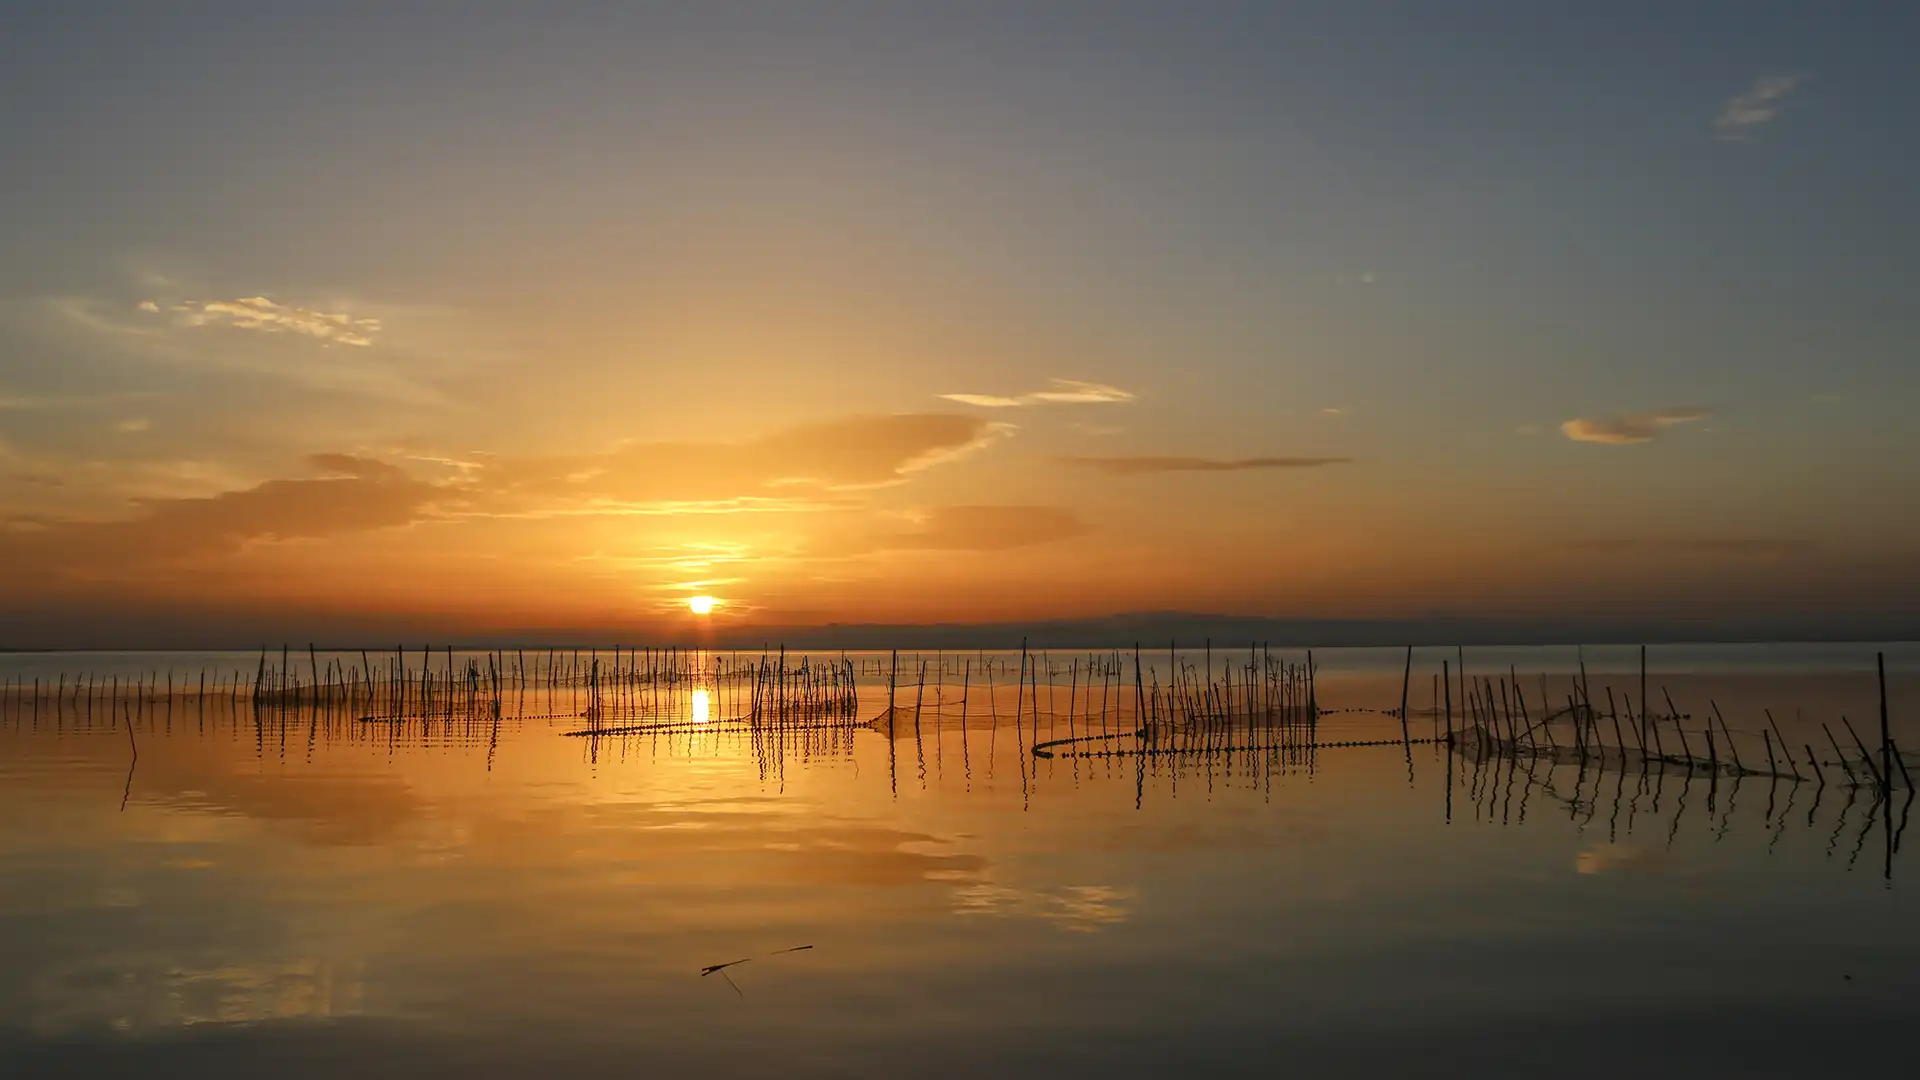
[{"x1": 2, "y1": 644, "x2": 1916, "y2": 1077}]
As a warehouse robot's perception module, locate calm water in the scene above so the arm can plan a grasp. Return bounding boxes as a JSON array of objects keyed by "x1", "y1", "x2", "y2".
[{"x1": 2, "y1": 645, "x2": 1916, "y2": 1078}]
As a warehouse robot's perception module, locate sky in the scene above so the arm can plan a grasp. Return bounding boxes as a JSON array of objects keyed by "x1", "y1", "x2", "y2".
[{"x1": 2, "y1": 2, "x2": 1917, "y2": 646}]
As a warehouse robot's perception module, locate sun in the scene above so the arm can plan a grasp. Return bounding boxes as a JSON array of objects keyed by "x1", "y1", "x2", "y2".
[{"x1": 686, "y1": 595, "x2": 716, "y2": 616}]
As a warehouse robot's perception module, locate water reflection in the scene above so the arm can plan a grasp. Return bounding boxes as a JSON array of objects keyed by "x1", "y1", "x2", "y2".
[{"x1": 3, "y1": 648, "x2": 1918, "y2": 1078}]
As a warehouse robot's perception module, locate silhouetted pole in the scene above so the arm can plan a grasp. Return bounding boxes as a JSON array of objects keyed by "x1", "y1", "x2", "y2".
[
  {"x1": 1881, "y1": 652, "x2": 1894, "y2": 792},
  {"x1": 1134, "y1": 643, "x2": 1145, "y2": 732},
  {"x1": 1640, "y1": 645, "x2": 1649, "y2": 745},
  {"x1": 1398, "y1": 645, "x2": 1412, "y2": 750}
]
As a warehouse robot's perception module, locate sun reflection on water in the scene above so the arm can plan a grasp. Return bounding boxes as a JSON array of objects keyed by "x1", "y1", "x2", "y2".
[{"x1": 692, "y1": 688, "x2": 710, "y2": 724}]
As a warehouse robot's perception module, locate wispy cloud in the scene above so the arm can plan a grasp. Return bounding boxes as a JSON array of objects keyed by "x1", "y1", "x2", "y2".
[
  {"x1": 941, "y1": 379, "x2": 1134, "y2": 409},
  {"x1": 160, "y1": 296, "x2": 382, "y2": 347},
  {"x1": 0, "y1": 387, "x2": 159, "y2": 412},
  {"x1": 894, "y1": 421, "x2": 1016, "y2": 479},
  {"x1": 31, "y1": 294, "x2": 440, "y2": 404},
  {"x1": 1057, "y1": 455, "x2": 1350, "y2": 475},
  {"x1": 1560, "y1": 535, "x2": 1814, "y2": 561},
  {"x1": 811, "y1": 505, "x2": 1090, "y2": 558},
  {"x1": 1560, "y1": 408, "x2": 1709, "y2": 445},
  {"x1": 1715, "y1": 74, "x2": 1805, "y2": 139},
  {"x1": 309, "y1": 453, "x2": 410, "y2": 482},
  {"x1": 468, "y1": 413, "x2": 1009, "y2": 514},
  {"x1": 596, "y1": 542, "x2": 757, "y2": 578}
]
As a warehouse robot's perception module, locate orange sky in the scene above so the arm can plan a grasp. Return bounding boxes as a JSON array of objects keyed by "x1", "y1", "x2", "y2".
[{"x1": 2, "y1": 8, "x2": 1917, "y2": 644}]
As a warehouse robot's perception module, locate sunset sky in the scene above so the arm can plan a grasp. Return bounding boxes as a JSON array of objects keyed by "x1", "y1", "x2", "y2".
[{"x1": 2, "y1": 4, "x2": 1917, "y2": 645}]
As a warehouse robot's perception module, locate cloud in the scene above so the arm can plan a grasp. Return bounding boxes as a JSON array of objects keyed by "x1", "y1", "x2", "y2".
[
  {"x1": 115, "y1": 418, "x2": 150, "y2": 434},
  {"x1": 891, "y1": 419, "x2": 1016, "y2": 477},
  {"x1": 0, "y1": 461, "x2": 443, "y2": 579},
  {"x1": 0, "y1": 414, "x2": 1015, "y2": 584},
  {"x1": 1559, "y1": 535, "x2": 1815, "y2": 562},
  {"x1": 1057, "y1": 454, "x2": 1350, "y2": 476},
  {"x1": 1715, "y1": 74, "x2": 1805, "y2": 139},
  {"x1": 941, "y1": 393, "x2": 1026, "y2": 408},
  {"x1": 812, "y1": 505, "x2": 1090, "y2": 558},
  {"x1": 35, "y1": 294, "x2": 435, "y2": 402},
  {"x1": 940, "y1": 379, "x2": 1134, "y2": 409},
  {"x1": 470, "y1": 413, "x2": 1009, "y2": 512},
  {"x1": 1560, "y1": 407, "x2": 1709, "y2": 445},
  {"x1": 160, "y1": 296, "x2": 382, "y2": 347},
  {"x1": 0, "y1": 388, "x2": 158, "y2": 412},
  {"x1": 308, "y1": 452, "x2": 411, "y2": 482}
]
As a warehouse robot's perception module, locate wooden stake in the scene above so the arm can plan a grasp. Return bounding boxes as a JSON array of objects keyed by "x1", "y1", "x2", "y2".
[
  {"x1": 1843, "y1": 716, "x2": 1885, "y2": 790},
  {"x1": 1766, "y1": 710, "x2": 1801, "y2": 780},
  {"x1": 1880, "y1": 653, "x2": 1894, "y2": 792},
  {"x1": 1399, "y1": 645, "x2": 1412, "y2": 750}
]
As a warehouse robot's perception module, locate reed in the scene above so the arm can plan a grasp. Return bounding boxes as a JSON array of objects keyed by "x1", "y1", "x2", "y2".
[{"x1": 3, "y1": 641, "x2": 1893, "y2": 814}]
